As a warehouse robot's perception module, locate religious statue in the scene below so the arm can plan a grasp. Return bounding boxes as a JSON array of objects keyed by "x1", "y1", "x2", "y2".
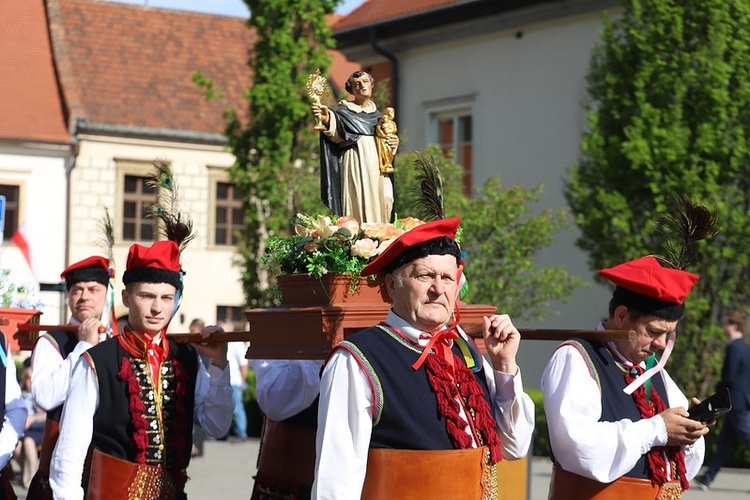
[{"x1": 311, "y1": 70, "x2": 399, "y2": 224}]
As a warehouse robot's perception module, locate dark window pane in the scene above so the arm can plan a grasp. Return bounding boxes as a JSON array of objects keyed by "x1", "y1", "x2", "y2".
[
  {"x1": 125, "y1": 176, "x2": 138, "y2": 193},
  {"x1": 124, "y1": 201, "x2": 136, "y2": 218},
  {"x1": 140, "y1": 224, "x2": 153, "y2": 241},
  {"x1": 215, "y1": 228, "x2": 226, "y2": 244},
  {"x1": 123, "y1": 223, "x2": 135, "y2": 240},
  {"x1": 232, "y1": 210, "x2": 243, "y2": 225},
  {"x1": 216, "y1": 208, "x2": 227, "y2": 224},
  {"x1": 217, "y1": 182, "x2": 229, "y2": 199}
]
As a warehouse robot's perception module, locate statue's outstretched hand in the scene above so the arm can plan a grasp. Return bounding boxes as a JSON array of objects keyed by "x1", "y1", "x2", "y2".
[{"x1": 311, "y1": 103, "x2": 330, "y2": 126}]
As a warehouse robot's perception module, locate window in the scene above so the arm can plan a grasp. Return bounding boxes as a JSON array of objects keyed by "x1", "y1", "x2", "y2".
[
  {"x1": 0, "y1": 184, "x2": 19, "y2": 238},
  {"x1": 215, "y1": 182, "x2": 243, "y2": 246},
  {"x1": 435, "y1": 112, "x2": 473, "y2": 193},
  {"x1": 216, "y1": 305, "x2": 245, "y2": 331},
  {"x1": 122, "y1": 175, "x2": 157, "y2": 241}
]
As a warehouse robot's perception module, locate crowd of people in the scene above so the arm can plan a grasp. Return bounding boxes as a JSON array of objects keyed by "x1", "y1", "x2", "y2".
[{"x1": 1, "y1": 69, "x2": 746, "y2": 500}]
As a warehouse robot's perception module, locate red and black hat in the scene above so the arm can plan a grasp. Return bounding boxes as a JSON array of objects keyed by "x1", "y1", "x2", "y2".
[
  {"x1": 122, "y1": 240, "x2": 182, "y2": 290},
  {"x1": 598, "y1": 256, "x2": 699, "y2": 320},
  {"x1": 61, "y1": 256, "x2": 110, "y2": 290},
  {"x1": 361, "y1": 217, "x2": 462, "y2": 276}
]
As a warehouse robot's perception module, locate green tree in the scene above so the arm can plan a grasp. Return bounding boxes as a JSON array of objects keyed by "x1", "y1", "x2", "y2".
[
  {"x1": 397, "y1": 147, "x2": 584, "y2": 320},
  {"x1": 566, "y1": 0, "x2": 750, "y2": 396},
  {"x1": 226, "y1": 0, "x2": 338, "y2": 307}
]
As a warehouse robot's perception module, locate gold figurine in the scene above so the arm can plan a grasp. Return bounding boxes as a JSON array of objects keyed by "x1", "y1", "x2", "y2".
[
  {"x1": 376, "y1": 107, "x2": 397, "y2": 174},
  {"x1": 306, "y1": 69, "x2": 330, "y2": 131}
]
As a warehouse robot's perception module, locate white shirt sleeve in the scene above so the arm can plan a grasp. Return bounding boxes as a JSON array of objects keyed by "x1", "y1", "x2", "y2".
[
  {"x1": 0, "y1": 356, "x2": 27, "y2": 469},
  {"x1": 312, "y1": 350, "x2": 373, "y2": 500},
  {"x1": 541, "y1": 344, "x2": 701, "y2": 483},
  {"x1": 193, "y1": 353, "x2": 234, "y2": 438},
  {"x1": 484, "y1": 358, "x2": 536, "y2": 460},
  {"x1": 50, "y1": 356, "x2": 97, "y2": 500},
  {"x1": 252, "y1": 359, "x2": 323, "y2": 421},
  {"x1": 31, "y1": 334, "x2": 94, "y2": 411}
]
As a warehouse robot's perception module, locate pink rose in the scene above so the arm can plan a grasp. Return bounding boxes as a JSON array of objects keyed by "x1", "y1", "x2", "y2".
[
  {"x1": 399, "y1": 217, "x2": 424, "y2": 231},
  {"x1": 351, "y1": 238, "x2": 378, "y2": 258}
]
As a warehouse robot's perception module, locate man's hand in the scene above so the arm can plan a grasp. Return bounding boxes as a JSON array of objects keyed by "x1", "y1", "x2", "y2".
[
  {"x1": 661, "y1": 402, "x2": 709, "y2": 446},
  {"x1": 311, "y1": 103, "x2": 330, "y2": 126},
  {"x1": 387, "y1": 134, "x2": 399, "y2": 149},
  {"x1": 77, "y1": 317, "x2": 104, "y2": 345},
  {"x1": 195, "y1": 324, "x2": 229, "y2": 370},
  {"x1": 482, "y1": 314, "x2": 520, "y2": 375}
]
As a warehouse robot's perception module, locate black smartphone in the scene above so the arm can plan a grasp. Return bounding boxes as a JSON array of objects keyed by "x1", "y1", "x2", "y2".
[{"x1": 688, "y1": 387, "x2": 732, "y2": 421}]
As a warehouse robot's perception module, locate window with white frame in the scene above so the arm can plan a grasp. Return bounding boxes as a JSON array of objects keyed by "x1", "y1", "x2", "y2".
[{"x1": 428, "y1": 101, "x2": 474, "y2": 194}]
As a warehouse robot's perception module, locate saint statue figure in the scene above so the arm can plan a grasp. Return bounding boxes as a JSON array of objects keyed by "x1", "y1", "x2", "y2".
[{"x1": 311, "y1": 70, "x2": 399, "y2": 223}]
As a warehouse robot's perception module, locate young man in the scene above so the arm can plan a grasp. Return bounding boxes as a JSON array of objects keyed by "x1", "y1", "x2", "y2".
[
  {"x1": 313, "y1": 218, "x2": 534, "y2": 499},
  {"x1": 49, "y1": 240, "x2": 234, "y2": 499},
  {"x1": 542, "y1": 256, "x2": 709, "y2": 499},
  {"x1": 28, "y1": 256, "x2": 111, "y2": 497}
]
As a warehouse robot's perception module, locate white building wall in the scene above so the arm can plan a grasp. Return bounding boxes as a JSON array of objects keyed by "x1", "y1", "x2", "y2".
[
  {"x1": 394, "y1": 10, "x2": 615, "y2": 384},
  {"x1": 69, "y1": 135, "x2": 245, "y2": 332},
  {"x1": 0, "y1": 147, "x2": 69, "y2": 325}
]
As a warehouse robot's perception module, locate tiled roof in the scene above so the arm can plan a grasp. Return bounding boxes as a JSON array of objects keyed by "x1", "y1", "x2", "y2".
[
  {"x1": 47, "y1": 0, "x2": 255, "y2": 137},
  {"x1": 334, "y1": 0, "x2": 462, "y2": 31},
  {"x1": 0, "y1": 0, "x2": 70, "y2": 143}
]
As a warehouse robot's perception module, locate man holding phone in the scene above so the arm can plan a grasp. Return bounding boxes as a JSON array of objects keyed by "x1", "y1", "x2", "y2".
[{"x1": 542, "y1": 256, "x2": 710, "y2": 499}]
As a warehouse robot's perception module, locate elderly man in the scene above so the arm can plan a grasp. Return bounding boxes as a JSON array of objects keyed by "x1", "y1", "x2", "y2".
[
  {"x1": 49, "y1": 240, "x2": 234, "y2": 500},
  {"x1": 28, "y1": 256, "x2": 111, "y2": 497},
  {"x1": 312, "y1": 217, "x2": 534, "y2": 499},
  {"x1": 542, "y1": 256, "x2": 709, "y2": 499}
]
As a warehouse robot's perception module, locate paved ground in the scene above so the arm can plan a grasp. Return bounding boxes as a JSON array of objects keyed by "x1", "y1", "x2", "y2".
[{"x1": 11, "y1": 437, "x2": 750, "y2": 498}]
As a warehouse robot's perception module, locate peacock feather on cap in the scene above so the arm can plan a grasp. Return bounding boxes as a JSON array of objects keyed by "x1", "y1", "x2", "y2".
[
  {"x1": 653, "y1": 194, "x2": 719, "y2": 271},
  {"x1": 145, "y1": 159, "x2": 197, "y2": 251}
]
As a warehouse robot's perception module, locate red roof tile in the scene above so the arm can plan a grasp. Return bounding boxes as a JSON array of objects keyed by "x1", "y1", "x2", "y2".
[
  {"x1": 48, "y1": 0, "x2": 254, "y2": 137},
  {"x1": 334, "y1": 0, "x2": 462, "y2": 31},
  {"x1": 0, "y1": 0, "x2": 71, "y2": 143}
]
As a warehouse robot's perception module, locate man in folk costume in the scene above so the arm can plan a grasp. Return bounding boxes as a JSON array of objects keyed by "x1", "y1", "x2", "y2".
[
  {"x1": 49, "y1": 240, "x2": 234, "y2": 499},
  {"x1": 542, "y1": 256, "x2": 709, "y2": 499},
  {"x1": 312, "y1": 217, "x2": 535, "y2": 499},
  {"x1": 27, "y1": 256, "x2": 112, "y2": 498}
]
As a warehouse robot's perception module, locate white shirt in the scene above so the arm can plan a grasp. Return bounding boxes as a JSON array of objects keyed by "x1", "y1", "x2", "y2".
[
  {"x1": 541, "y1": 338, "x2": 705, "y2": 483},
  {"x1": 0, "y1": 341, "x2": 27, "y2": 469},
  {"x1": 49, "y1": 343, "x2": 234, "y2": 500},
  {"x1": 252, "y1": 359, "x2": 323, "y2": 421},
  {"x1": 312, "y1": 311, "x2": 535, "y2": 499},
  {"x1": 30, "y1": 319, "x2": 96, "y2": 411},
  {"x1": 227, "y1": 340, "x2": 249, "y2": 387}
]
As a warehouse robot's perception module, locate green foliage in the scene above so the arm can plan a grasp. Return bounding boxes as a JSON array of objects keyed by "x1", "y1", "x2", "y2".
[
  {"x1": 397, "y1": 147, "x2": 584, "y2": 320},
  {"x1": 566, "y1": 0, "x2": 750, "y2": 396},
  {"x1": 227, "y1": 0, "x2": 338, "y2": 308}
]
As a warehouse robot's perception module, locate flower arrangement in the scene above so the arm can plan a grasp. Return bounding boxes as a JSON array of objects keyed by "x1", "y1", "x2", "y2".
[
  {"x1": 263, "y1": 213, "x2": 426, "y2": 279},
  {"x1": 0, "y1": 269, "x2": 44, "y2": 309}
]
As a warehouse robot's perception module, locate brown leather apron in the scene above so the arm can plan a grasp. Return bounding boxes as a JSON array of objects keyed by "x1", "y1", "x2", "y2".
[
  {"x1": 87, "y1": 449, "x2": 178, "y2": 500},
  {"x1": 361, "y1": 446, "x2": 496, "y2": 500},
  {"x1": 256, "y1": 419, "x2": 317, "y2": 487},
  {"x1": 548, "y1": 465, "x2": 683, "y2": 500}
]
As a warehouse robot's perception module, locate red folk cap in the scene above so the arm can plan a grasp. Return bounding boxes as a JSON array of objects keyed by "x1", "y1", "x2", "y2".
[
  {"x1": 122, "y1": 240, "x2": 182, "y2": 289},
  {"x1": 61, "y1": 256, "x2": 110, "y2": 289},
  {"x1": 360, "y1": 217, "x2": 461, "y2": 276},
  {"x1": 598, "y1": 256, "x2": 699, "y2": 319}
]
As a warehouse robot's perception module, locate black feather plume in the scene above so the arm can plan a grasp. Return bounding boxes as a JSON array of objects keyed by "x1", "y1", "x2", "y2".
[
  {"x1": 408, "y1": 152, "x2": 444, "y2": 221},
  {"x1": 94, "y1": 206, "x2": 116, "y2": 267},
  {"x1": 145, "y1": 159, "x2": 196, "y2": 251},
  {"x1": 654, "y1": 194, "x2": 719, "y2": 270}
]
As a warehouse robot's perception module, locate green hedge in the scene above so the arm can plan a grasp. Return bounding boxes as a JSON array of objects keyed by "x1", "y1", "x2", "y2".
[{"x1": 527, "y1": 388, "x2": 749, "y2": 469}]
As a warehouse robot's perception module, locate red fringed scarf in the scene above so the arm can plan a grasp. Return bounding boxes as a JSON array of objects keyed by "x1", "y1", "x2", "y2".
[
  {"x1": 624, "y1": 367, "x2": 689, "y2": 490},
  {"x1": 423, "y1": 352, "x2": 503, "y2": 463},
  {"x1": 117, "y1": 358, "x2": 149, "y2": 464}
]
